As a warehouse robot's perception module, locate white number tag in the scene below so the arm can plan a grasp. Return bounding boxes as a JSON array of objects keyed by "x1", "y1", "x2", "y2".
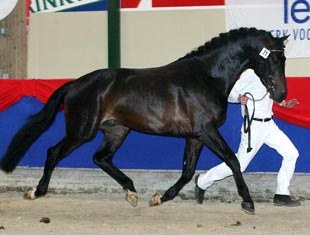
[{"x1": 259, "y1": 47, "x2": 271, "y2": 59}]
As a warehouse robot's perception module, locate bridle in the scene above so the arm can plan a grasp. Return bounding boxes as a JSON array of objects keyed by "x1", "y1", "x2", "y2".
[{"x1": 258, "y1": 47, "x2": 285, "y2": 92}]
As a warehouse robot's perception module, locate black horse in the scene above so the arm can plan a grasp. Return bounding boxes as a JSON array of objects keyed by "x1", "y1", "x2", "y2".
[{"x1": 0, "y1": 28, "x2": 288, "y2": 214}]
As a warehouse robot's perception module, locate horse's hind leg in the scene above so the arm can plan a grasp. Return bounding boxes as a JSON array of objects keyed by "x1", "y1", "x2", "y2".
[
  {"x1": 150, "y1": 137, "x2": 203, "y2": 206},
  {"x1": 93, "y1": 125, "x2": 138, "y2": 206},
  {"x1": 24, "y1": 137, "x2": 82, "y2": 200}
]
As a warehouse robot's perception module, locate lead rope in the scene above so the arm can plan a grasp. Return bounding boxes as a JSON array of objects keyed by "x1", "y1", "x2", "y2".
[
  {"x1": 242, "y1": 90, "x2": 269, "y2": 153},
  {"x1": 243, "y1": 92, "x2": 255, "y2": 153},
  {"x1": 246, "y1": 90, "x2": 269, "y2": 102}
]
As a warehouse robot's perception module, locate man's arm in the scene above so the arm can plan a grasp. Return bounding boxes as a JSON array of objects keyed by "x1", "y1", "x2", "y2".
[{"x1": 228, "y1": 82, "x2": 242, "y2": 103}]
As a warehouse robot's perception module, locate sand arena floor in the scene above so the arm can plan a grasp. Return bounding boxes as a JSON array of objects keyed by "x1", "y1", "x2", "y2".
[{"x1": 0, "y1": 191, "x2": 309, "y2": 235}]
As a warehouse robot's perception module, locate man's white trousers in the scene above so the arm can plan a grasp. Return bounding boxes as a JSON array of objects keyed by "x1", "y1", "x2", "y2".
[{"x1": 197, "y1": 120, "x2": 299, "y2": 195}]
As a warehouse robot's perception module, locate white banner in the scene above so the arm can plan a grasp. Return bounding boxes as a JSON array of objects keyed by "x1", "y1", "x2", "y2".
[{"x1": 225, "y1": 0, "x2": 310, "y2": 58}]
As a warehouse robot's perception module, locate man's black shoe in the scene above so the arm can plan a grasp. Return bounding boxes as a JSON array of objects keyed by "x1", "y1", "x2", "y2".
[
  {"x1": 273, "y1": 194, "x2": 301, "y2": 207},
  {"x1": 194, "y1": 175, "x2": 205, "y2": 204}
]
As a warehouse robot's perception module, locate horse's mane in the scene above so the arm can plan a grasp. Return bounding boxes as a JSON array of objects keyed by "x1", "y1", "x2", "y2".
[{"x1": 178, "y1": 27, "x2": 271, "y2": 61}]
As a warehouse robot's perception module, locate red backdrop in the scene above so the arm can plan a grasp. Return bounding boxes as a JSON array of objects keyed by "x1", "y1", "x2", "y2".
[{"x1": 0, "y1": 77, "x2": 309, "y2": 128}]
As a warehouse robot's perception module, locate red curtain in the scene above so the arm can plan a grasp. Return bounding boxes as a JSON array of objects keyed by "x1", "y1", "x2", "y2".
[
  {"x1": 152, "y1": 0, "x2": 225, "y2": 7},
  {"x1": 0, "y1": 79, "x2": 72, "y2": 111},
  {"x1": 273, "y1": 77, "x2": 310, "y2": 128},
  {"x1": 0, "y1": 78, "x2": 309, "y2": 128}
]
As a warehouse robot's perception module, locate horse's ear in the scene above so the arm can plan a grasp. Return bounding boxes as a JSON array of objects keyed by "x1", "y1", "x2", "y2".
[{"x1": 280, "y1": 35, "x2": 290, "y2": 43}]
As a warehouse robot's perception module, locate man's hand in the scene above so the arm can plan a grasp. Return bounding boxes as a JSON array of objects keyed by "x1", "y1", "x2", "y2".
[
  {"x1": 279, "y1": 99, "x2": 299, "y2": 109},
  {"x1": 238, "y1": 95, "x2": 249, "y2": 105}
]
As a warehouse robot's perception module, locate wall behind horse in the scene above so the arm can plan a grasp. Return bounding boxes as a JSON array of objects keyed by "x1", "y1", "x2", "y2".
[
  {"x1": 27, "y1": 8, "x2": 310, "y2": 78},
  {"x1": 27, "y1": 10, "x2": 225, "y2": 78},
  {"x1": 1, "y1": 97, "x2": 309, "y2": 173},
  {"x1": 27, "y1": 12, "x2": 108, "y2": 78}
]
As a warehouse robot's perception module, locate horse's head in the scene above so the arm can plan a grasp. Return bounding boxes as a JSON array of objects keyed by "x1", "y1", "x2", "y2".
[{"x1": 250, "y1": 34, "x2": 289, "y2": 103}]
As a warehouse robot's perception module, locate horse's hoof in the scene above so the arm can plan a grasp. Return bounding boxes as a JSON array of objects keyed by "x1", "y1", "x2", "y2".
[
  {"x1": 241, "y1": 201, "x2": 255, "y2": 215},
  {"x1": 125, "y1": 191, "x2": 138, "y2": 207},
  {"x1": 149, "y1": 192, "x2": 162, "y2": 207},
  {"x1": 24, "y1": 187, "x2": 37, "y2": 200}
]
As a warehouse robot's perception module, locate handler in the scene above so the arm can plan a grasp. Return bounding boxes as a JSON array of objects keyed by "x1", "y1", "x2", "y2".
[{"x1": 195, "y1": 69, "x2": 300, "y2": 206}]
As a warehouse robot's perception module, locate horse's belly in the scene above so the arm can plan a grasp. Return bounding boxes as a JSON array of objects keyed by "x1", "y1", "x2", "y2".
[{"x1": 116, "y1": 110, "x2": 192, "y2": 136}]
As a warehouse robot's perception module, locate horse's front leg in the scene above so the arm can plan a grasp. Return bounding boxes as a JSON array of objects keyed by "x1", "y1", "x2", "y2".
[
  {"x1": 149, "y1": 138, "x2": 202, "y2": 206},
  {"x1": 199, "y1": 127, "x2": 255, "y2": 215}
]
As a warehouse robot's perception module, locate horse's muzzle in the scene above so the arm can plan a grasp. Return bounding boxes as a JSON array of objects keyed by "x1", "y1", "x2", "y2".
[{"x1": 271, "y1": 90, "x2": 287, "y2": 103}]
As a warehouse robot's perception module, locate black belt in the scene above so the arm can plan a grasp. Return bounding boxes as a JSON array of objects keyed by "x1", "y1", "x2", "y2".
[
  {"x1": 252, "y1": 116, "x2": 273, "y2": 122},
  {"x1": 243, "y1": 115, "x2": 273, "y2": 153}
]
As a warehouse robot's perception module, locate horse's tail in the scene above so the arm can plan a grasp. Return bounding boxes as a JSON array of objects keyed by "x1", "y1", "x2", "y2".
[{"x1": 0, "y1": 81, "x2": 74, "y2": 173}]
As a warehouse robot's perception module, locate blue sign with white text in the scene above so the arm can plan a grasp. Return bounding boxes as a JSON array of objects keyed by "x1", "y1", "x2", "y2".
[{"x1": 30, "y1": 0, "x2": 108, "y2": 13}]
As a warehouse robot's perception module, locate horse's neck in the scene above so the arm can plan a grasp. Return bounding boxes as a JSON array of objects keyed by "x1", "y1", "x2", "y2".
[{"x1": 200, "y1": 50, "x2": 251, "y2": 98}]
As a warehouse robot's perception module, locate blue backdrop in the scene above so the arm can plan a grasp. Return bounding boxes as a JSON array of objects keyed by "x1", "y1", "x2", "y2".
[{"x1": 0, "y1": 97, "x2": 309, "y2": 172}]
